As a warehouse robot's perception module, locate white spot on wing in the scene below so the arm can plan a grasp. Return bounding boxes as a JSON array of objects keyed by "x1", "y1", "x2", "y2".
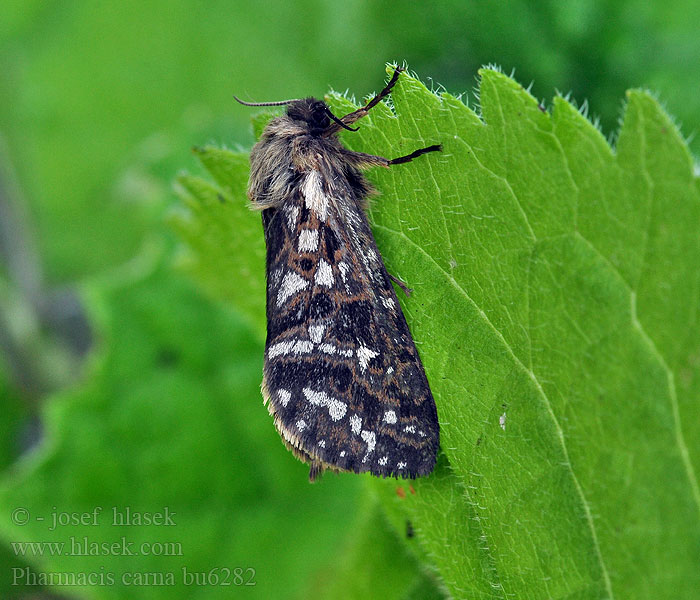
[
  {"x1": 298, "y1": 229, "x2": 319, "y2": 252},
  {"x1": 379, "y1": 456, "x2": 388, "y2": 466},
  {"x1": 267, "y1": 342, "x2": 292, "y2": 358},
  {"x1": 271, "y1": 268, "x2": 283, "y2": 286},
  {"x1": 278, "y1": 389, "x2": 291, "y2": 407},
  {"x1": 285, "y1": 205, "x2": 299, "y2": 230},
  {"x1": 302, "y1": 170, "x2": 328, "y2": 221},
  {"x1": 383, "y1": 410, "x2": 397, "y2": 424},
  {"x1": 296, "y1": 419, "x2": 307, "y2": 432},
  {"x1": 360, "y1": 430, "x2": 376, "y2": 462},
  {"x1": 338, "y1": 262, "x2": 349, "y2": 282},
  {"x1": 277, "y1": 271, "x2": 309, "y2": 307},
  {"x1": 350, "y1": 414, "x2": 362, "y2": 435},
  {"x1": 315, "y1": 259, "x2": 334, "y2": 287},
  {"x1": 381, "y1": 297, "x2": 396, "y2": 310},
  {"x1": 293, "y1": 340, "x2": 313, "y2": 354},
  {"x1": 357, "y1": 345, "x2": 379, "y2": 372},
  {"x1": 328, "y1": 401, "x2": 347, "y2": 421},
  {"x1": 319, "y1": 343, "x2": 336, "y2": 354},
  {"x1": 404, "y1": 425, "x2": 416, "y2": 434},
  {"x1": 303, "y1": 387, "x2": 347, "y2": 421},
  {"x1": 268, "y1": 338, "x2": 313, "y2": 358},
  {"x1": 268, "y1": 340, "x2": 293, "y2": 358},
  {"x1": 397, "y1": 461, "x2": 407, "y2": 470},
  {"x1": 308, "y1": 324, "x2": 325, "y2": 343}
]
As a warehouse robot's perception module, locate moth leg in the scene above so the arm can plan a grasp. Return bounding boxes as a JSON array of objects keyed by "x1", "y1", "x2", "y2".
[
  {"x1": 340, "y1": 150, "x2": 389, "y2": 169},
  {"x1": 388, "y1": 144, "x2": 442, "y2": 165},
  {"x1": 340, "y1": 145, "x2": 442, "y2": 169},
  {"x1": 388, "y1": 273, "x2": 412, "y2": 297}
]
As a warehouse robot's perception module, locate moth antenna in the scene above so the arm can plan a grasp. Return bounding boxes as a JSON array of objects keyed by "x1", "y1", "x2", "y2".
[
  {"x1": 323, "y1": 67, "x2": 405, "y2": 136},
  {"x1": 325, "y1": 107, "x2": 359, "y2": 132},
  {"x1": 234, "y1": 96, "x2": 298, "y2": 107},
  {"x1": 362, "y1": 66, "x2": 403, "y2": 112}
]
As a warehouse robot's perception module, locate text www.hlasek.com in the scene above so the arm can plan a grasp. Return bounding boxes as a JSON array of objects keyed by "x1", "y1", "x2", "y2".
[{"x1": 12, "y1": 537, "x2": 182, "y2": 557}]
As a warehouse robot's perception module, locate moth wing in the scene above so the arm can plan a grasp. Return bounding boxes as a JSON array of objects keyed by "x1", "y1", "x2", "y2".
[{"x1": 261, "y1": 179, "x2": 439, "y2": 478}]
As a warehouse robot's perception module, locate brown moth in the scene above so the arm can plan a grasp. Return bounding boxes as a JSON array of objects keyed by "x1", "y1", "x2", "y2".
[{"x1": 236, "y1": 67, "x2": 441, "y2": 481}]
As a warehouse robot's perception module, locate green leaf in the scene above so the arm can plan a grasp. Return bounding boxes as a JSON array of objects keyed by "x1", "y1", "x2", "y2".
[
  {"x1": 172, "y1": 148, "x2": 266, "y2": 335},
  {"x1": 306, "y1": 488, "x2": 445, "y2": 600},
  {"x1": 175, "y1": 67, "x2": 700, "y2": 598}
]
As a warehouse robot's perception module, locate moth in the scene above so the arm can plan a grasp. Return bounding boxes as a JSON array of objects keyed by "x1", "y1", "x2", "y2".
[{"x1": 236, "y1": 67, "x2": 440, "y2": 481}]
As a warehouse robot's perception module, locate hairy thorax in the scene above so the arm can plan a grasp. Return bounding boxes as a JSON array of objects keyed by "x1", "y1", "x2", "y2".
[{"x1": 247, "y1": 116, "x2": 366, "y2": 211}]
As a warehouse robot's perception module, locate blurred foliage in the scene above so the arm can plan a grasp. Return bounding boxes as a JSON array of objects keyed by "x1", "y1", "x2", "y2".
[{"x1": 0, "y1": 1, "x2": 699, "y2": 598}]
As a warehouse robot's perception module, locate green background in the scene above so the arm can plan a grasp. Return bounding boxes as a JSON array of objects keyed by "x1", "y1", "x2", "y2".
[{"x1": 1, "y1": 1, "x2": 699, "y2": 598}]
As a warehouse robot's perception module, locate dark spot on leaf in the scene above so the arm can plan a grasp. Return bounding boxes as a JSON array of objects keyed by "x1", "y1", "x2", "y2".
[
  {"x1": 156, "y1": 347, "x2": 179, "y2": 367},
  {"x1": 406, "y1": 520, "x2": 415, "y2": 538}
]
